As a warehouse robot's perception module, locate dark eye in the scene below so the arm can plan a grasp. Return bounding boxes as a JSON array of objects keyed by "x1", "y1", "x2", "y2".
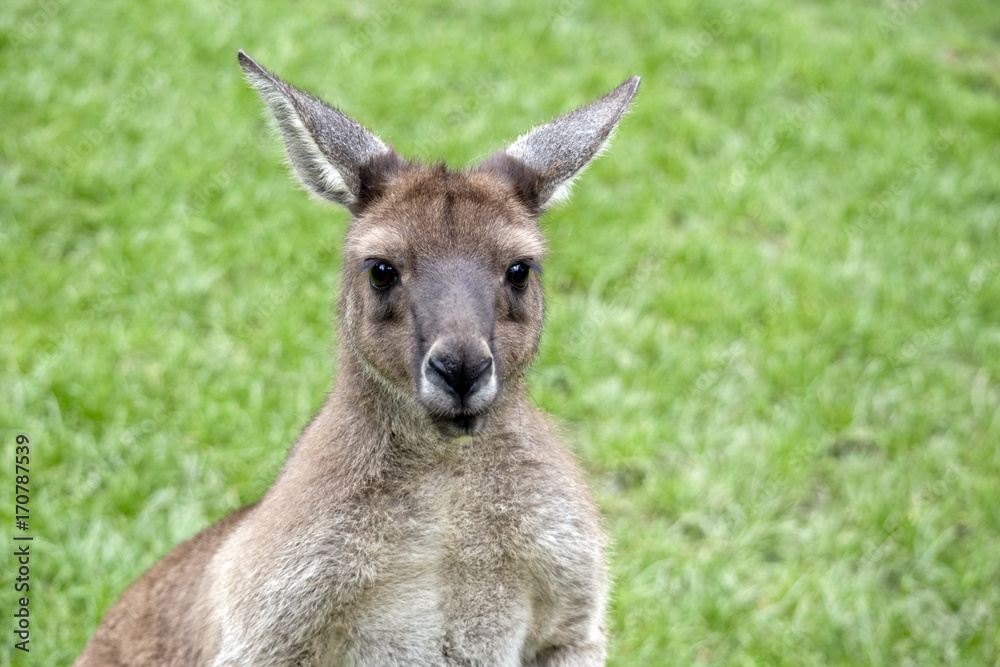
[
  {"x1": 506, "y1": 263, "x2": 530, "y2": 290},
  {"x1": 369, "y1": 261, "x2": 397, "y2": 290}
]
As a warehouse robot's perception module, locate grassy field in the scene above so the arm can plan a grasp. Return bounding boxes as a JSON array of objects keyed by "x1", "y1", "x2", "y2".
[{"x1": 3, "y1": 0, "x2": 999, "y2": 664}]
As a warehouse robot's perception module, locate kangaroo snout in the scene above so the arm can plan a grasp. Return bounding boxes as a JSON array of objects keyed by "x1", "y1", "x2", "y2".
[
  {"x1": 427, "y1": 349, "x2": 493, "y2": 399},
  {"x1": 420, "y1": 338, "x2": 498, "y2": 432}
]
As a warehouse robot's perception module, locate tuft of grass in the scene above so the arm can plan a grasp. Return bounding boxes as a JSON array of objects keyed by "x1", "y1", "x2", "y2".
[{"x1": 2, "y1": 0, "x2": 999, "y2": 664}]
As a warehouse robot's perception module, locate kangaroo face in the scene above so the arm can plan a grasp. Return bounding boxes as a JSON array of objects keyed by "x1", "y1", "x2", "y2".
[
  {"x1": 342, "y1": 168, "x2": 546, "y2": 436},
  {"x1": 234, "y1": 50, "x2": 638, "y2": 436}
]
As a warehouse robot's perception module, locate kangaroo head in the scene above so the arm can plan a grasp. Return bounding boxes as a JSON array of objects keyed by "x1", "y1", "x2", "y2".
[{"x1": 239, "y1": 51, "x2": 639, "y2": 437}]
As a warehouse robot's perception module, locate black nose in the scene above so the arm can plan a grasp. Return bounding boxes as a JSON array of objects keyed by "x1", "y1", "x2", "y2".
[{"x1": 428, "y1": 353, "x2": 493, "y2": 399}]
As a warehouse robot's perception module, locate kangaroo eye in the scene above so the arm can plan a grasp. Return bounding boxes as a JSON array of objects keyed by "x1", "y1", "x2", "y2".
[
  {"x1": 369, "y1": 261, "x2": 398, "y2": 290},
  {"x1": 506, "y1": 263, "x2": 530, "y2": 290}
]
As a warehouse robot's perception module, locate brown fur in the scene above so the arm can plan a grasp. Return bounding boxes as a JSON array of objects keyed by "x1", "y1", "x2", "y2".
[{"x1": 76, "y1": 52, "x2": 639, "y2": 666}]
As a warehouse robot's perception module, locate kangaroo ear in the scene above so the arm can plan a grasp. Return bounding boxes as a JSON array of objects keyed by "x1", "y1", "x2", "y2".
[
  {"x1": 238, "y1": 50, "x2": 403, "y2": 214},
  {"x1": 480, "y1": 76, "x2": 640, "y2": 213}
]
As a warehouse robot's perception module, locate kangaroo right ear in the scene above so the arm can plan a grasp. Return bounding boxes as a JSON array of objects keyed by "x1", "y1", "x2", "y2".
[
  {"x1": 238, "y1": 50, "x2": 403, "y2": 214},
  {"x1": 479, "y1": 76, "x2": 640, "y2": 214}
]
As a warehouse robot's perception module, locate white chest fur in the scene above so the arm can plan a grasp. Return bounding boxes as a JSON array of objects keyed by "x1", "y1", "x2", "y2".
[{"x1": 317, "y1": 454, "x2": 586, "y2": 666}]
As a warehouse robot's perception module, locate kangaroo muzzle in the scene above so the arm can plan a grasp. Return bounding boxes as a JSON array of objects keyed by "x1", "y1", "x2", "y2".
[
  {"x1": 419, "y1": 333, "x2": 499, "y2": 434},
  {"x1": 413, "y1": 264, "x2": 499, "y2": 435}
]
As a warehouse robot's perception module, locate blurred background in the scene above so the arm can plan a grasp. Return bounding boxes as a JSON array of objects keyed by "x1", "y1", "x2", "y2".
[{"x1": 2, "y1": 0, "x2": 999, "y2": 663}]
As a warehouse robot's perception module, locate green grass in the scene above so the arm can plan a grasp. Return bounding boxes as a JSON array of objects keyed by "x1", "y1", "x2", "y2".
[{"x1": 3, "y1": 0, "x2": 999, "y2": 664}]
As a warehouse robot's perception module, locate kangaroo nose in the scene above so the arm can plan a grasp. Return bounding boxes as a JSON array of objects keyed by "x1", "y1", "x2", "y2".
[{"x1": 427, "y1": 353, "x2": 493, "y2": 399}]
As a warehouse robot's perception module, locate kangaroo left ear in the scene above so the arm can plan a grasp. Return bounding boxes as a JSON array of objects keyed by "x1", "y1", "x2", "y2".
[
  {"x1": 238, "y1": 50, "x2": 404, "y2": 214},
  {"x1": 479, "y1": 76, "x2": 640, "y2": 213}
]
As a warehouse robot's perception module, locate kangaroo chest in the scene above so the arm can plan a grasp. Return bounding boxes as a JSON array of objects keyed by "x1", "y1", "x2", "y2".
[{"x1": 322, "y1": 457, "x2": 571, "y2": 666}]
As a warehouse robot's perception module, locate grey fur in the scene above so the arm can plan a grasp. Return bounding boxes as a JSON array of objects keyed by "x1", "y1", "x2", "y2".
[
  {"x1": 503, "y1": 75, "x2": 640, "y2": 210},
  {"x1": 238, "y1": 50, "x2": 392, "y2": 211},
  {"x1": 75, "y1": 52, "x2": 639, "y2": 666}
]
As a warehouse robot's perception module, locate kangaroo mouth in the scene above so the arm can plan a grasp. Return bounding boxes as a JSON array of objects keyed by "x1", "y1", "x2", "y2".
[{"x1": 431, "y1": 411, "x2": 488, "y2": 438}]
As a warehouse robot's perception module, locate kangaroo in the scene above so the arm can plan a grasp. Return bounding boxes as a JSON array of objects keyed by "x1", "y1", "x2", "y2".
[{"x1": 75, "y1": 51, "x2": 639, "y2": 667}]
